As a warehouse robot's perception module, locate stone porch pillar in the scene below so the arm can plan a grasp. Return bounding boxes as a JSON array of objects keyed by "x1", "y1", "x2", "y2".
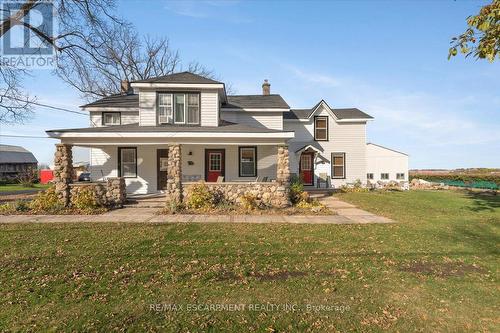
[
  {"x1": 277, "y1": 145, "x2": 290, "y2": 185},
  {"x1": 276, "y1": 145, "x2": 291, "y2": 207},
  {"x1": 165, "y1": 144, "x2": 182, "y2": 204},
  {"x1": 53, "y1": 143, "x2": 74, "y2": 206}
]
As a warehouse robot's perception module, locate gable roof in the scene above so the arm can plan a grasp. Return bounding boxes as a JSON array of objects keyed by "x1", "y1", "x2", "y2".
[
  {"x1": 131, "y1": 71, "x2": 223, "y2": 84},
  {"x1": 222, "y1": 94, "x2": 290, "y2": 110},
  {"x1": 331, "y1": 108, "x2": 374, "y2": 120},
  {"x1": 0, "y1": 145, "x2": 38, "y2": 164},
  {"x1": 284, "y1": 100, "x2": 373, "y2": 120},
  {"x1": 81, "y1": 93, "x2": 139, "y2": 108}
]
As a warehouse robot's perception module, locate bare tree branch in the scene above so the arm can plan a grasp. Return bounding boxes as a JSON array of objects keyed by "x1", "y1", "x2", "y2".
[{"x1": 56, "y1": 24, "x2": 219, "y2": 101}]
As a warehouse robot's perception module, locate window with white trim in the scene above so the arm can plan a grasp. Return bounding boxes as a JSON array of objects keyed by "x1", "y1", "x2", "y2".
[
  {"x1": 314, "y1": 116, "x2": 328, "y2": 141},
  {"x1": 119, "y1": 147, "x2": 137, "y2": 178},
  {"x1": 158, "y1": 94, "x2": 173, "y2": 124},
  {"x1": 381, "y1": 173, "x2": 389, "y2": 180},
  {"x1": 102, "y1": 112, "x2": 121, "y2": 126},
  {"x1": 187, "y1": 93, "x2": 200, "y2": 124},
  {"x1": 331, "y1": 153, "x2": 345, "y2": 179},
  {"x1": 158, "y1": 93, "x2": 200, "y2": 125},
  {"x1": 396, "y1": 173, "x2": 405, "y2": 180},
  {"x1": 367, "y1": 173, "x2": 374, "y2": 180},
  {"x1": 174, "y1": 94, "x2": 185, "y2": 123},
  {"x1": 239, "y1": 147, "x2": 257, "y2": 177}
]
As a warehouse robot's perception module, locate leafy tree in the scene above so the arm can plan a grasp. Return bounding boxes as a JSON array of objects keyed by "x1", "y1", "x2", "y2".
[{"x1": 449, "y1": 0, "x2": 499, "y2": 62}]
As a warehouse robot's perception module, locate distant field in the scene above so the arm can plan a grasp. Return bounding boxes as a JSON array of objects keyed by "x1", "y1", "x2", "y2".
[{"x1": 0, "y1": 190, "x2": 498, "y2": 331}]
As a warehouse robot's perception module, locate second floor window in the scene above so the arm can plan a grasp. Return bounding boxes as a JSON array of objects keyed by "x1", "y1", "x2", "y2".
[
  {"x1": 158, "y1": 93, "x2": 200, "y2": 125},
  {"x1": 102, "y1": 112, "x2": 121, "y2": 126},
  {"x1": 314, "y1": 116, "x2": 328, "y2": 141},
  {"x1": 158, "y1": 94, "x2": 173, "y2": 124}
]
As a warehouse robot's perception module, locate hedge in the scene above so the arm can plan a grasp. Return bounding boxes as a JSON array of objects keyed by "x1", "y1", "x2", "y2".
[{"x1": 410, "y1": 173, "x2": 500, "y2": 186}]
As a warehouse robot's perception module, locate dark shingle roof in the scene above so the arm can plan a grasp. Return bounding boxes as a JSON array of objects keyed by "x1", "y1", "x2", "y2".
[
  {"x1": 46, "y1": 121, "x2": 291, "y2": 135},
  {"x1": 222, "y1": 95, "x2": 290, "y2": 109},
  {"x1": 285, "y1": 106, "x2": 373, "y2": 120},
  {"x1": 0, "y1": 145, "x2": 38, "y2": 164},
  {"x1": 131, "y1": 71, "x2": 223, "y2": 84},
  {"x1": 81, "y1": 94, "x2": 139, "y2": 108},
  {"x1": 332, "y1": 108, "x2": 373, "y2": 120}
]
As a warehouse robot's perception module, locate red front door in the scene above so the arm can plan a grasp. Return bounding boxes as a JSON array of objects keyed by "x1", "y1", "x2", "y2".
[
  {"x1": 205, "y1": 150, "x2": 225, "y2": 182},
  {"x1": 300, "y1": 153, "x2": 314, "y2": 185}
]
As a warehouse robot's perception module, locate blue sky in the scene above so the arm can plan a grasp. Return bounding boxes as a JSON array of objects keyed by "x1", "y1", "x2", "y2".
[{"x1": 1, "y1": 0, "x2": 499, "y2": 168}]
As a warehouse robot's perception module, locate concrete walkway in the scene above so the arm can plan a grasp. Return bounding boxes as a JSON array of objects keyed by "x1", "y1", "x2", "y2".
[{"x1": 0, "y1": 196, "x2": 393, "y2": 224}]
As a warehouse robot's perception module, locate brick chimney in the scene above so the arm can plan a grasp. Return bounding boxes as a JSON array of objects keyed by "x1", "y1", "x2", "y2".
[
  {"x1": 262, "y1": 79, "x2": 270, "y2": 95},
  {"x1": 120, "y1": 80, "x2": 131, "y2": 95}
]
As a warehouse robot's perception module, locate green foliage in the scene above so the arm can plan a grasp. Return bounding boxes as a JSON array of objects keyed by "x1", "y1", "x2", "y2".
[
  {"x1": 29, "y1": 186, "x2": 64, "y2": 213},
  {"x1": 0, "y1": 203, "x2": 16, "y2": 214},
  {"x1": 165, "y1": 200, "x2": 184, "y2": 214},
  {"x1": 289, "y1": 175, "x2": 305, "y2": 204},
  {"x1": 239, "y1": 192, "x2": 258, "y2": 210},
  {"x1": 14, "y1": 200, "x2": 30, "y2": 212},
  {"x1": 185, "y1": 182, "x2": 217, "y2": 210},
  {"x1": 70, "y1": 187, "x2": 102, "y2": 213},
  {"x1": 449, "y1": 0, "x2": 500, "y2": 62},
  {"x1": 410, "y1": 173, "x2": 500, "y2": 186}
]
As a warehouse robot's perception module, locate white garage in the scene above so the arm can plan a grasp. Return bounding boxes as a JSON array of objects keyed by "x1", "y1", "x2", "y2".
[{"x1": 366, "y1": 143, "x2": 409, "y2": 183}]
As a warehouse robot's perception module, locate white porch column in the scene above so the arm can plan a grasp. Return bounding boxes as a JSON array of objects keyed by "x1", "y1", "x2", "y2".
[{"x1": 165, "y1": 144, "x2": 182, "y2": 204}]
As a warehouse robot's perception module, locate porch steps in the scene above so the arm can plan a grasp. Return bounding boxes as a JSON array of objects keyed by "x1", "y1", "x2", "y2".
[
  {"x1": 305, "y1": 189, "x2": 335, "y2": 199},
  {"x1": 124, "y1": 193, "x2": 166, "y2": 208}
]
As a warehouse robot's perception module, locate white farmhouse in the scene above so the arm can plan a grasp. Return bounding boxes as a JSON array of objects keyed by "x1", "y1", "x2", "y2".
[{"x1": 47, "y1": 72, "x2": 408, "y2": 195}]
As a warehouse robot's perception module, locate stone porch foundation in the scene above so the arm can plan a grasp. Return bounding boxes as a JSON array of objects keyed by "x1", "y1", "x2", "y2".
[
  {"x1": 69, "y1": 178, "x2": 126, "y2": 207},
  {"x1": 183, "y1": 182, "x2": 290, "y2": 208},
  {"x1": 53, "y1": 143, "x2": 126, "y2": 207}
]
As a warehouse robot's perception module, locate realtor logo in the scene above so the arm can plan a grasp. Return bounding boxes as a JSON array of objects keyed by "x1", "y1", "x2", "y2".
[{"x1": 1, "y1": 0, "x2": 57, "y2": 68}]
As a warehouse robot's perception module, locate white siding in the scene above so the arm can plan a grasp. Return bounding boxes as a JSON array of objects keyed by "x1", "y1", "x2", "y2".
[
  {"x1": 90, "y1": 146, "x2": 160, "y2": 194},
  {"x1": 284, "y1": 105, "x2": 367, "y2": 187},
  {"x1": 90, "y1": 111, "x2": 139, "y2": 127},
  {"x1": 137, "y1": 89, "x2": 219, "y2": 127},
  {"x1": 200, "y1": 90, "x2": 219, "y2": 126},
  {"x1": 139, "y1": 90, "x2": 157, "y2": 126},
  {"x1": 181, "y1": 145, "x2": 277, "y2": 181},
  {"x1": 89, "y1": 144, "x2": 280, "y2": 195},
  {"x1": 221, "y1": 111, "x2": 283, "y2": 130},
  {"x1": 366, "y1": 143, "x2": 408, "y2": 182}
]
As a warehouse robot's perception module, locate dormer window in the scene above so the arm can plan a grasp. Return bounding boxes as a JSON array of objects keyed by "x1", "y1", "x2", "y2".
[
  {"x1": 314, "y1": 116, "x2": 328, "y2": 141},
  {"x1": 158, "y1": 93, "x2": 200, "y2": 125}
]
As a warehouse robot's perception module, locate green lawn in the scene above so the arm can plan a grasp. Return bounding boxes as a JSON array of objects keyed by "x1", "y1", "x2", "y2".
[
  {"x1": 0, "y1": 183, "x2": 50, "y2": 192},
  {"x1": 0, "y1": 190, "x2": 498, "y2": 332}
]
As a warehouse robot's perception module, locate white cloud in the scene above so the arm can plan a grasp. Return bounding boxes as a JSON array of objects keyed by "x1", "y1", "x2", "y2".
[
  {"x1": 165, "y1": 0, "x2": 253, "y2": 23},
  {"x1": 283, "y1": 64, "x2": 340, "y2": 87}
]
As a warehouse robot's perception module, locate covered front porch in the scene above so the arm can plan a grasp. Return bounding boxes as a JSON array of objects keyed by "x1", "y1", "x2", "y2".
[
  {"x1": 47, "y1": 124, "x2": 293, "y2": 207},
  {"x1": 88, "y1": 143, "x2": 290, "y2": 195}
]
